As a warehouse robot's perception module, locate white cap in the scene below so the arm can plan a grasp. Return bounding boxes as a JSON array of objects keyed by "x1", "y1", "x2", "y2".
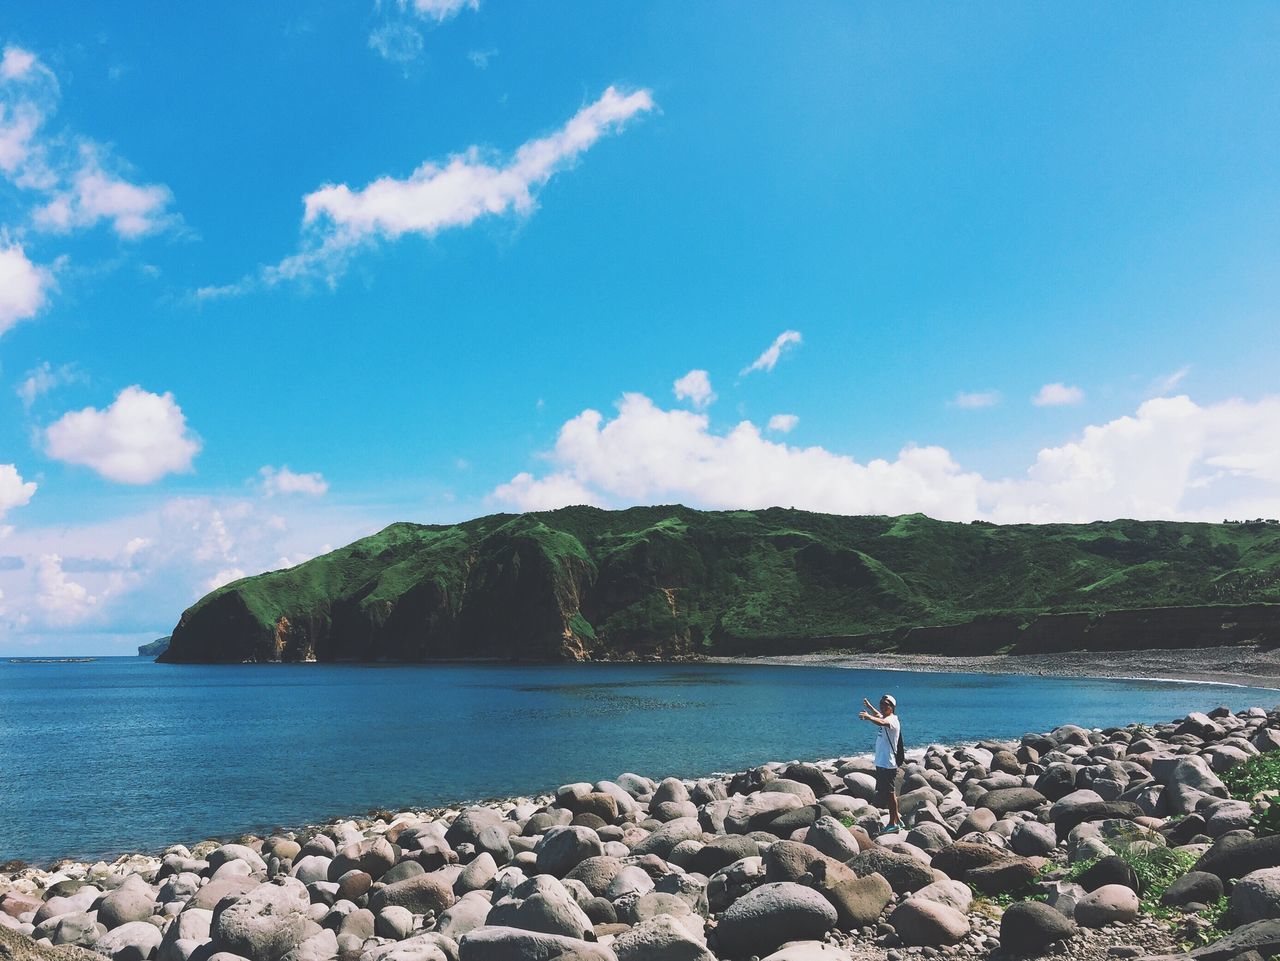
[{"x1": 882, "y1": 694, "x2": 896, "y2": 708}]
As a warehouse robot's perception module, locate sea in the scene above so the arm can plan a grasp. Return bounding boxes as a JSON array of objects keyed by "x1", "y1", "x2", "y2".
[{"x1": 1, "y1": 657, "x2": 1274, "y2": 865}]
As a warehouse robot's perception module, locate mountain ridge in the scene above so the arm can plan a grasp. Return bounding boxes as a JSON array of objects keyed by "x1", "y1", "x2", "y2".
[{"x1": 159, "y1": 506, "x2": 1280, "y2": 664}]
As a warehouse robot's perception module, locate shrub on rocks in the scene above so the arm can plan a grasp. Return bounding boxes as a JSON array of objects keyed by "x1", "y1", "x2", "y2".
[
  {"x1": 712, "y1": 882, "x2": 837, "y2": 958},
  {"x1": 1000, "y1": 900, "x2": 1078, "y2": 954}
]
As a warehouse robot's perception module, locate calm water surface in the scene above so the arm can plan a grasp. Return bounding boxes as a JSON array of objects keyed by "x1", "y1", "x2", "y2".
[{"x1": 1, "y1": 658, "x2": 1275, "y2": 864}]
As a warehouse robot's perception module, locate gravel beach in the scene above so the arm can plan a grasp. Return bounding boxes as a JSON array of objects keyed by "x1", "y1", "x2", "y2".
[{"x1": 708, "y1": 644, "x2": 1280, "y2": 691}]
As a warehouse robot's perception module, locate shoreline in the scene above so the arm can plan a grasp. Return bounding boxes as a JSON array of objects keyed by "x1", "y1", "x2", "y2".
[
  {"x1": 6, "y1": 701, "x2": 1279, "y2": 961},
  {"x1": 706, "y1": 643, "x2": 1280, "y2": 691}
]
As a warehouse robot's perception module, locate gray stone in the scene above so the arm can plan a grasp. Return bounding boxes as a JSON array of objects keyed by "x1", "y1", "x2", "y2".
[
  {"x1": 889, "y1": 898, "x2": 969, "y2": 947},
  {"x1": 488, "y1": 875, "x2": 593, "y2": 940},
  {"x1": 436, "y1": 893, "x2": 490, "y2": 943},
  {"x1": 760, "y1": 944, "x2": 852, "y2": 961},
  {"x1": 1000, "y1": 900, "x2": 1078, "y2": 953},
  {"x1": 212, "y1": 879, "x2": 312, "y2": 961},
  {"x1": 535, "y1": 827, "x2": 604, "y2": 878},
  {"x1": 818, "y1": 873, "x2": 892, "y2": 929},
  {"x1": 1074, "y1": 884, "x2": 1140, "y2": 928},
  {"x1": 375, "y1": 906, "x2": 416, "y2": 940},
  {"x1": 803, "y1": 817, "x2": 861, "y2": 861},
  {"x1": 910, "y1": 880, "x2": 972, "y2": 914},
  {"x1": 980, "y1": 788, "x2": 1048, "y2": 817},
  {"x1": 1162, "y1": 871, "x2": 1224, "y2": 908},
  {"x1": 51, "y1": 912, "x2": 99, "y2": 948},
  {"x1": 1011, "y1": 821, "x2": 1057, "y2": 857},
  {"x1": 208, "y1": 847, "x2": 267, "y2": 876},
  {"x1": 95, "y1": 921, "x2": 164, "y2": 961},
  {"x1": 1232, "y1": 868, "x2": 1280, "y2": 925},
  {"x1": 713, "y1": 882, "x2": 836, "y2": 957},
  {"x1": 456, "y1": 926, "x2": 616, "y2": 961},
  {"x1": 368, "y1": 874, "x2": 455, "y2": 916},
  {"x1": 611, "y1": 915, "x2": 712, "y2": 961},
  {"x1": 99, "y1": 877, "x2": 157, "y2": 930},
  {"x1": 845, "y1": 849, "x2": 934, "y2": 894}
]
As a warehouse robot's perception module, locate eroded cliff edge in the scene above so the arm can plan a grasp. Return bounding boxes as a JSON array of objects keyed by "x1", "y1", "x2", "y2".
[{"x1": 159, "y1": 506, "x2": 1280, "y2": 663}]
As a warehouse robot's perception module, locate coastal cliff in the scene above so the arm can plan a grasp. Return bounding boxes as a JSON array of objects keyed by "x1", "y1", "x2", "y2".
[{"x1": 160, "y1": 506, "x2": 1280, "y2": 663}]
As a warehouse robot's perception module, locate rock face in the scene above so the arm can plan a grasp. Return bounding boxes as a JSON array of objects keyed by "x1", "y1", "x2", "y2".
[{"x1": 158, "y1": 506, "x2": 1280, "y2": 663}]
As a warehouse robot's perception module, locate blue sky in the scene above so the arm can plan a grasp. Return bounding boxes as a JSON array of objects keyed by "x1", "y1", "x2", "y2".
[{"x1": 2, "y1": 2, "x2": 1279, "y2": 653}]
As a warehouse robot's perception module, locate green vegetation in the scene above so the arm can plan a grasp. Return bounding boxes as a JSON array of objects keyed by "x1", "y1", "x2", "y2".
[
  {"x1": 1222, "y1": 752, "x2": 1280, "y2": 836},
  {"x1": 161, "y1": 506, "x2": 1280, "y2": 663},
  {"x1": 137, "y1": 636, "x2": 170, "y2": 657}
]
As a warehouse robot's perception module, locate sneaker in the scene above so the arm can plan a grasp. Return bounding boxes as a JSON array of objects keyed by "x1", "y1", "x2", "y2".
[{"x1": 878, "y1": 822, "x2": 901, "y2": 835}]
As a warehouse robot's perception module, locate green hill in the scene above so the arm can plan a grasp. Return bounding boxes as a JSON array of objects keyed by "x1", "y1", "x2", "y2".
[{"x1": 160, "y1": 506, "x2": 1280, "y2": 663}]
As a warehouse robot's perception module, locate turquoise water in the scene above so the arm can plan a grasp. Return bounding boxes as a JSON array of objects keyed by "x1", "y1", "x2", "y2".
[{"x1": 0, "y1": 657, "x2": 1273, "y2": 865}]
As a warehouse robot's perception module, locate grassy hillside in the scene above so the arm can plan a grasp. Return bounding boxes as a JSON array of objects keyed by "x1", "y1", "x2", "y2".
[{"x1": 161, "y1": 507, "x2": 1280, "y2": 663}]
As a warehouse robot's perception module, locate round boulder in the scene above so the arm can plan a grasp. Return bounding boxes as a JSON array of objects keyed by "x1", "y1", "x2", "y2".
[
  {"x1": 212, "y1": 878, "x2": 312, "y2": 961},
  {"x1": 713, "y1": 882, "x2": 837, "y2": 958},
  {"x1": 534, "y1": 825, "x2": 604, "y2": 878},
  {"x1": 1231, "y1": 867, "x2": 1280, "y2": 925},
  {"x1": 1074, "y1": 884, "x2": 1140, "y2": 928},
  {"x1": 1000, "y1": 900, "x2": 1078, "y2": 953},
  {"x1": 889, "y1": 898, "x2": 970, "y2": 947}
]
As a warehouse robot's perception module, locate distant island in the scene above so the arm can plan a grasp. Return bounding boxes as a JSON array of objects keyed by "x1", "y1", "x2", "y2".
[
  {"x1": 138, "y1": 636, "x2": 171, "y2": 658},
  {"x1": 159, "y1": 506, "x2": 1280, "y2": 664}
]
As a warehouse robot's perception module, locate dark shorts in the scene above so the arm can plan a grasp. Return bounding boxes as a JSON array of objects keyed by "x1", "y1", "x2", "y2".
[{"x1": 874, "y1": 766, "x2": 900, "y2": 806}]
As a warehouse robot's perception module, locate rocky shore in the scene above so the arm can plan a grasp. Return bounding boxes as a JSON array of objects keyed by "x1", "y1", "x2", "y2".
[
  {"x1": 710, "y1": 645, "x2": 1280, "y2": 691},
  {"x1": 5, "y1": 705, "x2": 1280, "y2": 961}
]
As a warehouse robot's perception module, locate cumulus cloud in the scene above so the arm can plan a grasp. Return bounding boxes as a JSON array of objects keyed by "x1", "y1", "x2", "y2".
[
  {"x1": 1033, "y1": 382, "x2": 1085, "y2": 407},
  {"x1": 35, "y1": 553, "x2": 98, "y2": 626},
  {"x1": 259, "y1": 465, "x2": 329, "y2": 497},
  {"x1": 767, "y1": 413, "x2": 799, "y2": 433},
  {"x1": 0, "y1": 241, "x2": 52, "y2": 335},
  {"x1": 0, "y1": 465, "x2": 36, "y2": 518},
  {"x1": 208, "y1": 86, "x2": 653, "y2": 292},
  {"x1": 17, "y1": 360, "x2": 80, "y2": 407},
  {"x1": 44, "y1": 386, "x2": 201, "y2": 484},
  {"x1": 0, "y1": 46, "x2": 176, "y2": 240},
  {"x1": 742, "y1": 330, "x2": 802, "y2": 376},
  {"x1": 950, "y1": 390, "x2": 1000, "y2": 409},
  {"x1": 673, "y1": 369, "x2": 715, "y2": 409},
  {"x1": 492, "y1": 391, "x2": 1280, "y2": 524}
]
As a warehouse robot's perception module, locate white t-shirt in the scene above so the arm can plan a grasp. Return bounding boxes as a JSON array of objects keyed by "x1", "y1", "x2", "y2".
[{"x1": 874, "y1": 714, "x2": 901, "y2": 769}]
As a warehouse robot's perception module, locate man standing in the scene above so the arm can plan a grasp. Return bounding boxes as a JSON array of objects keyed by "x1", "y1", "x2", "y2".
[{"x1": 859, "y1": 693, "x2": 902, "y2": 834}]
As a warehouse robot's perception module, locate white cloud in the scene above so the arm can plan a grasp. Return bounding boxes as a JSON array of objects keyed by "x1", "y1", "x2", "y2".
[
  {"x1": 742, "y1": 330, "x2": 802, "y2": 376},
  {"x1": 1151, "y1": 366, "x2": 1191, "y2": 396},
  {"x1": 673, "y1": 369, "x2": 715, "y2": 408},
  {"x1": 35, "y1": 553, "x2": 98, "y2": 626},
  {"x1": 17, "y1": 360, "x2": 80, "y2": 407},
  {"x1": 0, "y1": 465, "x2": 36, "y2": 518},
  {"x1": 1, "y1": 46, "x2": 38, "y2": 81},
  {"x1": 44, "y1": 385, "x2": 201, "y2": 484},
  {"x1": 468, "y1": 49, "x2": 496, "y2": 69},
  {"x1": 0, "y1": 46, "x2": 176, "y2": 240},
  {"x1": 950, "y1": 390, "x2": 1000, "y2": 409},
  {"x1": 1033, "y1": 382, "x2": 1085, "y2": 407},
  {"x1": 767, "y1": 413, "x2": 799, "y2": 433},
  {"x1": 206, "y1": 567, "x2": 246, "y2": 591},
  {"x1": 368, "y1": 23, "x2": 424, "y2": 64},
  {"x1": 493, "y1": 391, "x2": 1280, "y2": 524},
  {"x1": 260, "y1": 465, "x2": 329, "y2": 497},
  {"x1": 401, "y1": 0, "x2": 478, "y2": 21},
  {"x1": 248, "y1": 85, "x2": 654, "y2": 288},
  {"x1": 34, "y1": 149, "x2": 175, "y2": 238},
  {"x1": 0, "y1": 493, "x2": 382, "y2": 650},
  {"x1": 0, "y1": 241, "x2": 52, "y2": 335}
]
